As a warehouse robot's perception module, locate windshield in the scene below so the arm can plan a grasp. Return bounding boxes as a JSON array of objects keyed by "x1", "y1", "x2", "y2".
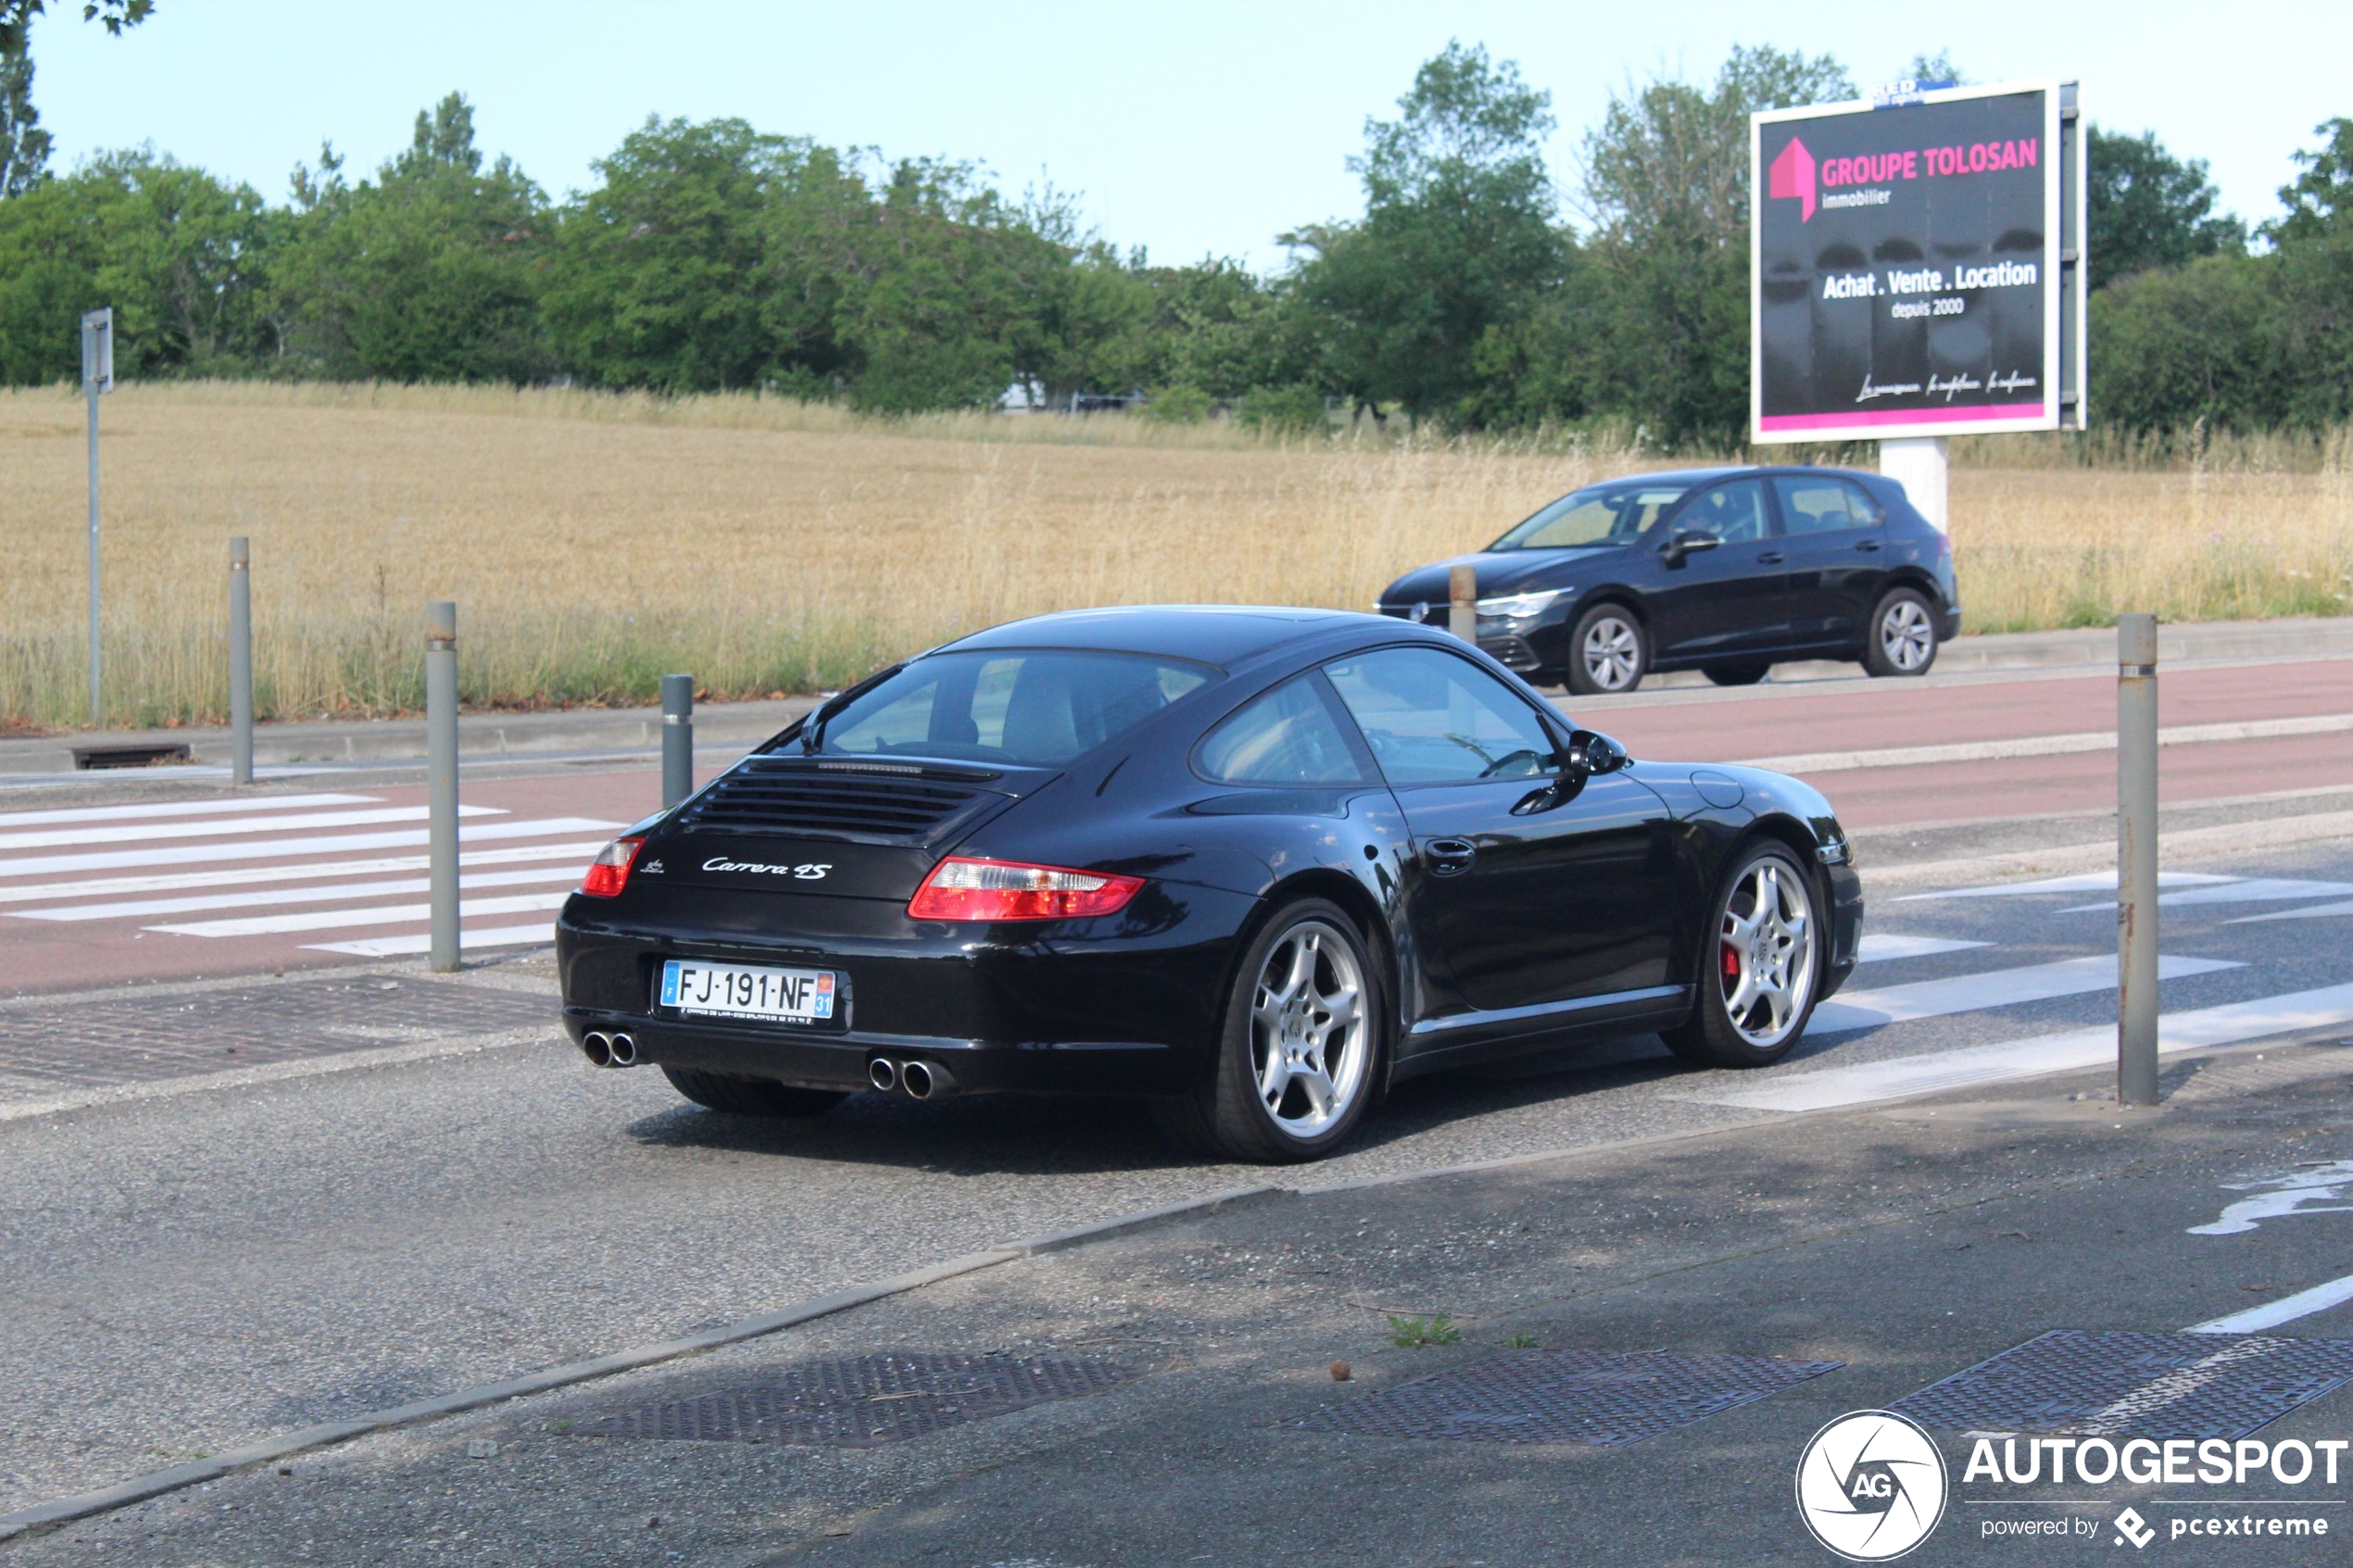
[
  {"x1": 1489, "y1": 481, "x2": 1695, "y2": 550},
  {"x1": 808, "y1": 649, "x2": 1215, "y2": 767}
]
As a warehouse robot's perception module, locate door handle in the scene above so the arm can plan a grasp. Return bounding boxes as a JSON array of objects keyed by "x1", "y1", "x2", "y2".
[
  {"x1": 1425, "y1": 838, "x2": 1478, "y2": 876},
  {"x1": 1756, "y1": 551, "x2": 1786, "y2": 565},
  {"x1": 1854, "y1": 538, "x2": 1883, "y2": 552}
]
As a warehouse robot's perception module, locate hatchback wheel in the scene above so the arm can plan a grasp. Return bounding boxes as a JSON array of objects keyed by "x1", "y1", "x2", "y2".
[
  {"x1": 1565, "y1": 605, "x2": 1648, "y2": 695},
  {"x1": 1663, "y1": 842, "x2": 1822, "y2": 1069},
  {"x1": 1151, "y1": 897, "x2": 1384, "y2": 1162},
  {"x1": 1863, "y1": 588, "x2": 1939, "y2": 677}
]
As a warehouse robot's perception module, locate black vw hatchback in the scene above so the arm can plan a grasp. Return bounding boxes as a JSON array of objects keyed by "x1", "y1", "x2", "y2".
[
  {"x1": 558, "y1": 607, "x2": 1863, "y2": 1162},
  {"x1": 1376, "y1": 466, "x2": 1962, "y2": 694}
]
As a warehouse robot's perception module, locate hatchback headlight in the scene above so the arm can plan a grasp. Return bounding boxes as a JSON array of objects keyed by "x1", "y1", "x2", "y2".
[{"x1": 1476, "y1": 588, "x2": 1567, "y2": 620}]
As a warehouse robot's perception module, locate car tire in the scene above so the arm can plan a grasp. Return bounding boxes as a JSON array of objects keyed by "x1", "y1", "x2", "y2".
[
  {"x1": 1703, "y1": 661, "x2": 1771, "y2": 687},
  {"x1": 1863, "y1": 588, "x2": 1939, "y2": 677},
  {"x1": 1661, "y1": 841, "x2": 1824, "y2": 1070},
  {"x1": 1564, "y1": 605, "x2": 1648, "y2": 696},
  {"x1": 661, "y1": 1066, "x2": 848, "y2": 1117},
  {"x1": 1150, "y1": 897, "x2": 1386, "y2": 1163}
]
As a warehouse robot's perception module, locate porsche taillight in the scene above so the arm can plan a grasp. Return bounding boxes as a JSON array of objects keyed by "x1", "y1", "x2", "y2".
[
  {"x1": 579, "y1": 836, "x2": 644, "y2": 898},
  {"x1": 906, "y1": 857, "x2": 1145, "y2": 922}
]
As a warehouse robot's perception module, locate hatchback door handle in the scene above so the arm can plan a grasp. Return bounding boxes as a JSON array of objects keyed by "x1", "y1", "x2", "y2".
[
  {"x1": 1855, "y1": 537, "x2": 1883, "y2": 552},
  {"x1": 1756, "y1": 551, "x2": 1785, "y2": 565},
  {"x1": 1425, "y1": 838, "x2": 1478, "y2": 875}
]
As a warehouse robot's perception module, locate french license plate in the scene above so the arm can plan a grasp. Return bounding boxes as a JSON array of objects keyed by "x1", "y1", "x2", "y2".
[{"x1": 659, "y1": 960, "x2": 837, "y2": 1023}]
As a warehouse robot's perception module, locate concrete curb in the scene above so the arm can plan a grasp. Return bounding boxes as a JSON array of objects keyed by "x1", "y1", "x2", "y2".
[{"x1": 0, "y1": 1184, "x2": 1283, "y2": 1541}]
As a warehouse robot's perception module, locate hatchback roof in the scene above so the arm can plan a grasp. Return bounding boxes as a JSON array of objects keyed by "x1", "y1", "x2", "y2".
[{"x1": 941, "y1": 605, "x2": 1385, "y2": 668}]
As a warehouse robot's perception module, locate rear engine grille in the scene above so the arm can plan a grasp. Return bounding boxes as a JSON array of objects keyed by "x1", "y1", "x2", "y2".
[{"x1": 678, "y1": 759, "x2": 998, "y2": 843}]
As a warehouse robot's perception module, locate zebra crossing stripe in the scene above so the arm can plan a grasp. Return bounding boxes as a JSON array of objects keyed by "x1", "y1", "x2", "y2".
[
  {"x1": 0, "y1": 818, "x2": 625, "y2": 880},
  {"x1": 14, "y1": 864, "x2": 586, "y2": 922},
  {"x1": 1811, "y1": 954, "x2": 2243, "y2": 1035},
  {"x1": 0, "y1": 792, "x2": 380, "y2": 828},
  {"x1": 0, "y1": 840, "x2": 607, "y2": 907},
  {"x1": 304, "y1": 922, "x2": 558, "y2": 958},
  {"x1": 147, "y1": 891, "x2": 573, "y2": 939},
  {"x1": 0, "y1": 804, "x2": 503, "y2": 853}
]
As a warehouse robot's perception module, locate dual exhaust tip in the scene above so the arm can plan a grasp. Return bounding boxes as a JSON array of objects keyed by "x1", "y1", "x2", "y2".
[
  {"x1": 868, "y1": 1057, "x2": 953, "y2": 1100},
  {"x1": 581, "y1": 1030, "x2": 637, "y2": 1069}
]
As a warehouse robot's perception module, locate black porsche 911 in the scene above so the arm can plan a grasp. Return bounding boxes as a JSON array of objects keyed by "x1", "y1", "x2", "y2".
[
  {"x1": 1376, "y1": 464, "x2": 1963, "y2": 695},
  {"x1": 557, "y1": 606, "x2": 1864, "y2": 1162}
]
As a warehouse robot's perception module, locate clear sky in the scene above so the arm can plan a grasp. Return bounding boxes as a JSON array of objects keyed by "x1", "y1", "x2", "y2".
[{"x1": 22, "y1": 0, "x2": 2348, "y2": 270}]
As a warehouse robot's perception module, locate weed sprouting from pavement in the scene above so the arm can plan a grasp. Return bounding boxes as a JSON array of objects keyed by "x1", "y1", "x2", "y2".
[{"x1": 1388, "y1": 1314, "x2": 1462, "y2": 1348}]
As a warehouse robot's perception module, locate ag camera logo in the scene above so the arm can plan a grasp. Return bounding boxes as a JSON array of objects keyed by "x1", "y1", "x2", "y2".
[{"x1": 1796, "y1": 1411, "x2": 1949, "y2": 1561}]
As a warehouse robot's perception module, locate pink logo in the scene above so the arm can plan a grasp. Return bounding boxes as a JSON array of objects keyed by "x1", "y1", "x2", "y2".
[{"x1": 1768, "y1": 136, "x2": 1817, "y2": 222}]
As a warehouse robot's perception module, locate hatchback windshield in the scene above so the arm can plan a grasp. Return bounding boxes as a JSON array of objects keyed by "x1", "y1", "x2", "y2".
[
  {"x1": 810, "y1": 650, "x2": 1215, "y2": 767},
  {"x1": 1488, "y1": 481, "x2": 1694, "y2": 550}
]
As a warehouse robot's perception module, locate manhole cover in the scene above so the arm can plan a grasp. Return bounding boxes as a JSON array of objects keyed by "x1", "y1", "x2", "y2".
[
  {"x1": 1291, "y1": 1348, "x2": 1843, "y2": 1447},
  {"x1": 1892, "y1": 1330, "x2": 2353, "y2": 1440},
  {"x1": 573, "y1": 1352, "x2": 1137, "y2": 1448}
]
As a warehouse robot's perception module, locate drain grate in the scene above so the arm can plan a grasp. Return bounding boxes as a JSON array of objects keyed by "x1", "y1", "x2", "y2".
[
  {"x1": 1892, "y1": 1330, "x2": 2353, "y2": 1440},
  {"x1": 0, "y1": 975, "x2": 552, "y2": 1091},
  {"x1": 573, "y1": 1353, "x2": 1137, "y2": 1448},
  {"x1": 1291, "y1": 1348, "x2": 1843, "y2": 1447}
]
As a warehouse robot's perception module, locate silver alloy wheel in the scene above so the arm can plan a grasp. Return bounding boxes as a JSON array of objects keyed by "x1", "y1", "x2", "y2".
[
  {"x1": 1249, "y1": 918, "x2": 1369, "y2": 1135},
  {"x1": 1580, "y1": 615, "x2": 1642, "y2": 691},
  {"x1": 1879, "y1": 597, "x2": 1935, "y2": 671},
  {"x1": 1717, "y1": 859, "x2": 1817, "y2": 1049}
]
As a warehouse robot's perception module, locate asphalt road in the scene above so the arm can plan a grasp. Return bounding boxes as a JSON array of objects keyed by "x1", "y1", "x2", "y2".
[
  {"x1": 5, "y1": 832, "x2": 2352, "y2": 1525},
  {"x1": 5, "y1": 657, "x2": 2348, "y2": 995}
]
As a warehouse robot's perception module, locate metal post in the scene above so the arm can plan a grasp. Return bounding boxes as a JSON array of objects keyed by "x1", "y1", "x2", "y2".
[
  {"x1": 2117, "y1": 613, "x2": 2159, "y2": 1107},
  {"x1": 228, "y1": 538, "x2": 253, "y2": 785},
  {"x1": 85, "y1": 376, "x2": 101, "y2": 725},
  {"x1": 1448, "y1": 564, "x2": 1477, "y2": 645},
  {"x1": 426, "y1": 602, "x2": 459, "y2": 972},
  {"x1": 661, "y1": 673, "x2": 694, "y2": 809}
]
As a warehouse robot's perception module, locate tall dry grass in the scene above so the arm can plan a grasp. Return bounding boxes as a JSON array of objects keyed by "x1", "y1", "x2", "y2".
[{"x1": 2, "y1": 382, "x2": 2347, "y2": 729}]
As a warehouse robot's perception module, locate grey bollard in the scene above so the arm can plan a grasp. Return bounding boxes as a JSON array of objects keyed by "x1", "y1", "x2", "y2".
[
  {"x1": 2117, "y1": 613, "x2": 2159, "y2": 1107},
  {"x1": 661, "y1": 674, "x2": 694, "y2": 809},
  {"x1": 228, "y1": 537, "x2": 253, "y2": 786},
  {"x1": 426, "y1": 602, "x2": 459, "y2": 972},
  {"x1": 1448, "y1": 564, "x2": 1477, "y2": 645}
]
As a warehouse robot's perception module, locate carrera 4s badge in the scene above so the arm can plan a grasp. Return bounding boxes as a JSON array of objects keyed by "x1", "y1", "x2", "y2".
[{"x1": 701, "y1": 858, "x2": 832, "y2": 880}]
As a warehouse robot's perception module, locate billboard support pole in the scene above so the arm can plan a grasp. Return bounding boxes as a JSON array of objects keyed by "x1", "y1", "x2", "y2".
[{"x1": 1878, "y1": 437, "x2": 1948, "y2": 533}]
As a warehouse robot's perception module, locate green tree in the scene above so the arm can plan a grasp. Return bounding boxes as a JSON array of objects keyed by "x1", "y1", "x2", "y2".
[
  {"x1": 1, "y1": 0, "x2": 154, "y2": 196},
  {"x1": 2090, "y1": 252, "x2": 2280, "y2": 431},
  {"x1": 1286, "y1": 41, "x2": 1567, "y2": 424},
  {"x1": 1577, "y1": 45, "x2": 1852, "y2": 445},
  {"x1": 275, "y1": 94, "x2": 551, "y2": 381},
  {"x1": 2268, "y1": 117, "x2": 2353, "y2": 246},
  {"x1": 2087, "y1": 127, "x2": 2242, "y2": 290}
]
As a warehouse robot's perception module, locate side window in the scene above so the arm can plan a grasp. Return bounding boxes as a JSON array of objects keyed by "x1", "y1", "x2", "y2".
[
  {"x1": 1838, "y1": 479, "x2": 1885, "y2": 527},
  {"x1": 1324, "y1": 647, "x2": 1558, "y2": 785},
  {"x1": 1194, "y1": 676, "x2": 1370, "y2": 785},
  {"x1": 1676, "y1": 479, "x2": 1771, "y2": 543},
  {"x1": 1770, "y1": 476, "x2": 1862, "y2": 536}
]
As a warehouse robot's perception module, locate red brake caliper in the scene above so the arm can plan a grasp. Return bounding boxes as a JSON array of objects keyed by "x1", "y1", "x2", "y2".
[{"x1": 1720, "y1": 939, "x2": 1742, "y2": 986}]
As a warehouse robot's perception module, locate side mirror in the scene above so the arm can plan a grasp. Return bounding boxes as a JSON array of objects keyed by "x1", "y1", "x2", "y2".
[
  {"x1": 1662, "y1": 529, "x2": 1720, "y2": 568},
  {"x1": 1566, "y1": 728, "x2": 1630, "y2": 776}
]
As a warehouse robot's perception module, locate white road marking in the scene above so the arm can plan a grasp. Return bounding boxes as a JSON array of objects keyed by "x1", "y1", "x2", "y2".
[
  {"x1": 1810, "y1": 954, "x2": 2242, "y2": 1035},
  {"x1": 1738, "y1": 711, "x2": 2353, "y2": 775},
  {"x1": 14, "y1": 864, "x2": 587, "y2": 922},
  {"x1": 0, "y1": 818, "x2": 624, "y2": 879},
  {"x1": 2075, "y1": 1336, "x2": 2290, "y2": 1429},
  {"x1": 0, "y1": 792, "x2": 379, "y2": 828},
  {"x1": 2231, "y1": 898, "x2": 2353, "y2": 924},
  {"x1": 147, "y1": 891, "x2": 573, "y2": 939},
  {"x1": 304, "y1": 922, "x2": 558, "y2": 957},
  {"x1": 1894, "y1": 872, "x2": 2237, "y2": 902},
  {"x1": 2059, "y1": 878, "x2": 2353, "y2": 913},
  {"x1": 2185, "y1": 1160, "x2": 2353, "y2": 1236},
  {"x1": 1856, "y1": 934, "x2": 1991, "y2": 963},
  {"x1": 0, "y1": 803, "x2": 502, "y2": 852},
  {"x1": 1684, "y1": 983, "x2": 2353, "y2": 1112},
  {"x1": 0, "y1": 840, "x2": 607, "y2": 906},
  {"x1": 2189, "y1": 1274, "x2": 2353, "y2": 1335}
]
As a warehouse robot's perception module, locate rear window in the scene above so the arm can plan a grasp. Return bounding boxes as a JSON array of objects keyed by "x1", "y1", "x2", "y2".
[
  {"x1": 1194, "y1": 676, "x2": 1371, "y2": 785},
  {"x1": 814, "y1": 650, "x2": 1214, "y2": 768},
  {"x1": 1772, "y1": 475, "x2": 1883, "y2": 534}
]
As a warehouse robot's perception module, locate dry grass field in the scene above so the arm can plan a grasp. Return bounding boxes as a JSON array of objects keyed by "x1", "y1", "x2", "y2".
[{"x1": 2, "y1": 382, "x2": 2348, "y2": 730}]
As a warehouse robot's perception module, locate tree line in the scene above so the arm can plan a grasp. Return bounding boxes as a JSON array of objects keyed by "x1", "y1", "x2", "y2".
[{"x1": 0, "y1": 28, "x2": 2347, "y2": 445}]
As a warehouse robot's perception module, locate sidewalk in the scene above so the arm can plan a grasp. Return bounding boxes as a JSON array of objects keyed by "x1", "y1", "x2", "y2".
[
  {"x1": 6, "y1": 615, "x2": 2348, "y2": 776},
  {"x1": 15, "y1": 1021, "x2": 2351, "y2": 1565}
]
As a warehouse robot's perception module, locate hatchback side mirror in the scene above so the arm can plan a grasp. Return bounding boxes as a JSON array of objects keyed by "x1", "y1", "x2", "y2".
[{"x1": 1662, "y1": 529, "x2": 1720, "y2": 568}]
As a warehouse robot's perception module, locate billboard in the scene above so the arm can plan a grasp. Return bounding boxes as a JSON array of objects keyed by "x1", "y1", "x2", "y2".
[{"x1": 1750, "y1": 80, "x2": 2084, "y2": 443}]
